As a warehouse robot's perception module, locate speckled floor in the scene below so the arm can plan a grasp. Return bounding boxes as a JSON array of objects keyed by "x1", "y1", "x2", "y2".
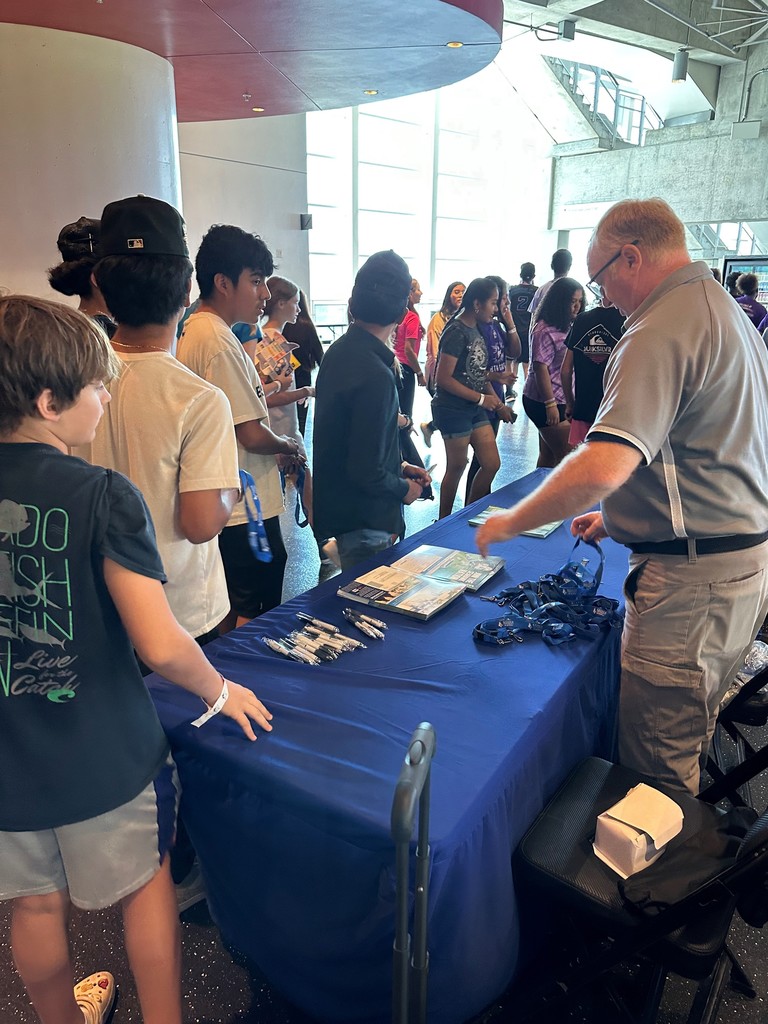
[{"x1": 3, "y1": 386, "x2": 768, "y2": 1023}]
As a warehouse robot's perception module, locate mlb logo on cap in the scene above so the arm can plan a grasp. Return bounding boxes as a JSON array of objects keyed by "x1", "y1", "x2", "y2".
[{"x1": 100, "y1": 195, "x2": 188, "y2": 258}]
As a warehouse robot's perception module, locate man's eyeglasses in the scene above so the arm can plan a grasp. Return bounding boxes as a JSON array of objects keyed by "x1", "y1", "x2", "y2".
[{"x1": 586, "y1": 239, "x2": 640, "y2": 300}]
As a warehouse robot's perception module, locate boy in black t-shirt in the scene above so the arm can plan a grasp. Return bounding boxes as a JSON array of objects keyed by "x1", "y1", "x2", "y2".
[{"x1": 0, "y1": 296, "x2": 273, "y2": 1024}]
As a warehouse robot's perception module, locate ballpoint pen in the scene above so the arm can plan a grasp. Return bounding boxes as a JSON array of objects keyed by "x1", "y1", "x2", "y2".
[{"x1": 296, "y1": 612, "x2": 339, "y2": 634}]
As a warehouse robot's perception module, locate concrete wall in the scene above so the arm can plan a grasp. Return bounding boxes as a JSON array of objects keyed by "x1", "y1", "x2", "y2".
[
  {"x1": 551, "y1": 42, "x2": 768, "y2": 228},
  {"x1": 178, "y1": 116, "x2": 310, "y2": 296}
]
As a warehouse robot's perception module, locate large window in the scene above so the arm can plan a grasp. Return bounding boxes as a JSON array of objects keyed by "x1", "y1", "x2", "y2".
[{"x1": 306, "y1": 61, "x2": 555, "y2": 323}]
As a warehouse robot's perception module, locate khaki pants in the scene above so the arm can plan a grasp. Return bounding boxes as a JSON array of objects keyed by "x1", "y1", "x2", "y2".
[{"x1": 619, "y1": 540, "x2": 768, "y2": 795}]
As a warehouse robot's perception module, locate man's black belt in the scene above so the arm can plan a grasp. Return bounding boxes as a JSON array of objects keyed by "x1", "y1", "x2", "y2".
[{"x1": 628, "y1": 530, "x2": 768, "y2": 556}]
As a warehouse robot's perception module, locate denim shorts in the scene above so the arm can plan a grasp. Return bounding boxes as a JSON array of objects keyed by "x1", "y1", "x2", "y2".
[{"x1": 431, "y1": 401, "x2": 490, "y2": 440}]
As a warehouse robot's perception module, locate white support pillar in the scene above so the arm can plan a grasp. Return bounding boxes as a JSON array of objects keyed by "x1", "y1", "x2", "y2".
[{"x1": 0, "y1": 24, "x2": 181, "y2": 298}]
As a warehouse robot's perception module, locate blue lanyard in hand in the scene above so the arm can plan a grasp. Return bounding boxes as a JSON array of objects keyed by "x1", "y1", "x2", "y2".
[{"x1": 239, "y1": 469, "x2": 273, "y2": 562}]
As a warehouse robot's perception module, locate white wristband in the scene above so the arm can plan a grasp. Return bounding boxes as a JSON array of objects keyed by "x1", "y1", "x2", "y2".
[{"x1": 191, "y1": 676, "x2": 229, "y2": 728}]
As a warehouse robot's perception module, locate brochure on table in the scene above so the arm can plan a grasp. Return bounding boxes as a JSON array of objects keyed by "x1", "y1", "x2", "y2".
[
  {"x1": 337, "y1": 565, "x2": 466, "y2": 621},
  {"x1": 391, "y1": 544, "x2": 504, "y2": 592}
]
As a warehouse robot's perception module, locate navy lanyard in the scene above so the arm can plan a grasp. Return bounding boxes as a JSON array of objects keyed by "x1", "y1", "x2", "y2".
[
  {"x1": 239, "y1": 469, "x2": 273, "y2": 562},
  {"x1": 279, "y1": 464, "x2": 310, "y2": 528}
]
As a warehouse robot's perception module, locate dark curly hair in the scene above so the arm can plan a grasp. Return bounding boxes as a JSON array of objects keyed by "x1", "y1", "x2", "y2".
[{"x1": 537, "y1": 277, "x2": 584, "y2": 332}]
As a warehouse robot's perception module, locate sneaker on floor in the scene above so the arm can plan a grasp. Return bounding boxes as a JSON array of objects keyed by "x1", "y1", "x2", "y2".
[
  {"x1": 420, "y1": 421, "x2": 434, "y2": 448},
  {"x1": 75, "y1": 971, "x2": 115, "y2": 1024},
  {"x1": 175, "y1": 861, "x2": 207, "y2": 913},
  {"x1": 320, "y1": 538, "x2": 341, "y2": 568}
]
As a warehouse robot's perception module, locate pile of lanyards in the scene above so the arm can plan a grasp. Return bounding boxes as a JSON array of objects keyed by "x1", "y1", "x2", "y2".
[{"x1": 473, "y1": 537, "x2": 623, "y2": 648}]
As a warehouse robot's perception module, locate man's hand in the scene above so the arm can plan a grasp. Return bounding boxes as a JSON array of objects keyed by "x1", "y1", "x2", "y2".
[
  {"x1": 570, "y1": 511, "x2": 608, "y2": 543},
  {"x1": 276, "y1": 450, "x2": 307, "y2": 472},
  {"x1": 220, "y1": 679, "x2": 273, "y2": 741},
  {"x1": 417, "y1": 372, "x2": 427, "y2": 387},
  {"x1": 402, "y1": 462, "x2": 431, "y2": 486},
  {"x1": 403, "y1": 478, "x2": 425, "y2": 504},
  {"x1": 476, "y1": 512, "x2": 516, "y2": 557}
]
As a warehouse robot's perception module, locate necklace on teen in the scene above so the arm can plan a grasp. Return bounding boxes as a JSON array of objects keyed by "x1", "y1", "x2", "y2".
[{"x1": 111, "y1": 341, "x2": 170, "y2": 354}]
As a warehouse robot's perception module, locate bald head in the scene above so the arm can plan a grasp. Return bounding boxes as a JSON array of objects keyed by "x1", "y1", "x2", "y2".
[{"x1": 587, "y1": 198, "x2": 691, "y2": 315}]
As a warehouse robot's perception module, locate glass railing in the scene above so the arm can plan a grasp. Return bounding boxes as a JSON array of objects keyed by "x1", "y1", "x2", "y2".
[{"x1": 546, "y1": 57, "x2": 663, "y2": 147}]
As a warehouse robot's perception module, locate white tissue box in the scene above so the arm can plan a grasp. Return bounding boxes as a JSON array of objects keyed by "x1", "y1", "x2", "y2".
[{"x1": 593, "y1": 783, "x2": 684, "y2": 879}]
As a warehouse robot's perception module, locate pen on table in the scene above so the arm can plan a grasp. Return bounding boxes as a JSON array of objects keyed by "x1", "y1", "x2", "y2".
[
  {"x1": 296, "y1": 612, "x2": 339, "y2": 634},
  {"x1": 342, "y1": 609, "x2": 385, "y2": 639},
  {"x1": 290, "y1": 633, "x2": 338, "y2": 661},
  {"x1": 304, "y1": 624, "x2": 366, "y2": 650},
  {"x1": 263, "y1": 637, "x2": 308, "y2": 663},
  {"x1": 280, "y1": 638, "x2": 322, "y2": 665},
  {"x1": 344, "y1": 608, "x2": 387, "y2": 630}
]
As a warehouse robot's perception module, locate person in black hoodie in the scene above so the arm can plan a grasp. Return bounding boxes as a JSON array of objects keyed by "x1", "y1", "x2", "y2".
[{"x1": 313, "y1": 250, "x2": 431, "y2": 571}]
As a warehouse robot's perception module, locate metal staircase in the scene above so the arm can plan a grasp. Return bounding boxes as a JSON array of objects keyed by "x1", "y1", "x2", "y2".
[
  {"x1": 545, "y1": 57, "x2": 663, "y2": 150},
  {"x1": 687, "y1": 222, "x2": 768, "y2": 262}
]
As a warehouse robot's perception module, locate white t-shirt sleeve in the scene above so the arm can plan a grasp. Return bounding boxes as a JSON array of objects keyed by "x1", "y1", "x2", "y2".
[
  {"x1": 206, "y1": 347, "x2": 268, "y2": 426},
  {"x1": 178, "y1": 387, "x2": 241, "y2": 493}
]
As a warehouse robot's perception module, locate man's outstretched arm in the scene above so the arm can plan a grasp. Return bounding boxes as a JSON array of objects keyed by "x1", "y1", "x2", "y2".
[{"x1": 476, "y1": 441, "x2": 642, "y2": 556}]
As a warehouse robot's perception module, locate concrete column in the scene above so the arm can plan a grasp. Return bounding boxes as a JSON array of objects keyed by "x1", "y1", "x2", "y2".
[{"x1": 0, "y1": 24, "x2": 181, "y2": 298}]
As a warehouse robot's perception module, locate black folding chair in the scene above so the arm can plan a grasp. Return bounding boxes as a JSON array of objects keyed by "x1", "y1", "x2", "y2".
[
  {"x1": 702, "y1": 664, "x2": 768, "y2": 808},
  {"x1": 512, "y1": 757, "x2": 768, "y2": 1024},
  {"x1": 391, "y1": 722, "x2": 436, "y2": 1024}
]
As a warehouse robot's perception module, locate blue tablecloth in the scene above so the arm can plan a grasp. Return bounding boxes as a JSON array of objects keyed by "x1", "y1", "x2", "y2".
[{"x1": 149, "y1": 470, "x2": 627, "y2": 1023}]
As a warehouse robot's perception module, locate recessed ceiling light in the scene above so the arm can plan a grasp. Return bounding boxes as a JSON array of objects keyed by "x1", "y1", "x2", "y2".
[
  {"x1": 252, "y1": 106, "x2": 265, "y2": 112},
  {"x1": 363, "y1": 89, "x2": 378, "y2": 96},
  {"x1": 446, "y1": 41, "x2": 464, "y2": 48}
]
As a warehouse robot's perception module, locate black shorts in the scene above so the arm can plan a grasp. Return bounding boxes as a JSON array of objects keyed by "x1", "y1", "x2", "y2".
[
  {"x1": 518, "y1": 334, "x2": 530, "y2": 364},
  {"x1": 522, "y1": 395, "x2": 566, "y2": 429},
  {"x1": 218, "y1": 518, "x2": 287, "y2": 619}
]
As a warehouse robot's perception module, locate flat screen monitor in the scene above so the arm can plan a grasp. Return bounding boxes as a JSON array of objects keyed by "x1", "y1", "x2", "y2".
[{"x1": 722, "y1": 255, "x2": 768, "y2": 305}]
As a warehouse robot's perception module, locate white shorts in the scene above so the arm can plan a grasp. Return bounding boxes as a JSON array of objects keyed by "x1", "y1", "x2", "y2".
[{"x1": 0, "y1": 755, "x2": 179, "y2": 910}]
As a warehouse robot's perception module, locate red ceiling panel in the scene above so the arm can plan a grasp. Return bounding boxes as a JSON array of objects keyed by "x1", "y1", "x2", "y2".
[
  {"x1": 2, "y1": 0, "x2": 502, "y2": 120},
  {"x1": 0, "y1": 0, "x2": 249, "y2": 56}
]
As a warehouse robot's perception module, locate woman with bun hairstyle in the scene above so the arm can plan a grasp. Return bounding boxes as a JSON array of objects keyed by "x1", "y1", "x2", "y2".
[
  {"x1": 48, "y1": 217, "x2": 116, "y2": 338},
  {"x1": 432, "y1": 276, "x2": 514, "y2": 519},
  {"x1": 522, "y1": 276, "x2": 584, "y2": 468}
]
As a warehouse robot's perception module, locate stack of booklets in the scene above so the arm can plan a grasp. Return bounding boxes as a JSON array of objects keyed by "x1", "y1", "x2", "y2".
[{"x1": 337, "y1": 545, "x2": 504, "y2": 620}]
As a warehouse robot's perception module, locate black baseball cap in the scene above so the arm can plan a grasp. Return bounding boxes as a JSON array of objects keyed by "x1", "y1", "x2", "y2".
[
  {"x1": 57, "y1": 217, "x2": 101, "y2": 262},
  {"x1": 100, "y1": 195, "x2": 188, "y2": 257}
]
